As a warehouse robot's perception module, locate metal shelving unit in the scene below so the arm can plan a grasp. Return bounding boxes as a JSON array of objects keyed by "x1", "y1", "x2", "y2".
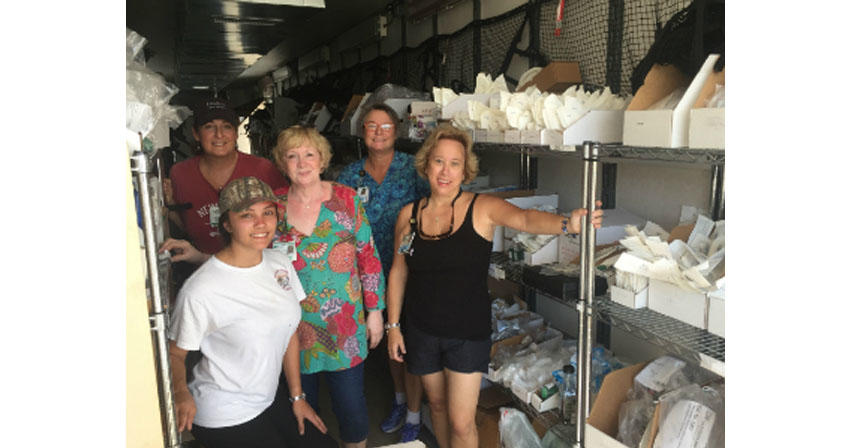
[
  {"x1": 470, "y1": 141, "x2": 725, "y2": 165},
  {"x1": 476, "y1": 139, "x2": 725, "y2": 447},
  {"x1": 595, "y1": 297, "x2": 725, "y2": 376}
]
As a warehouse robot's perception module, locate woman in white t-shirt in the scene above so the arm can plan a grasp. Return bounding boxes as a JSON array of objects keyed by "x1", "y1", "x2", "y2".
[{"x1": 167, "y1": 177, "x2": 336, "y2": 448}]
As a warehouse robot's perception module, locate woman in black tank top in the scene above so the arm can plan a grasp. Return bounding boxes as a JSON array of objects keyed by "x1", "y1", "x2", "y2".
[{"x1": 384, "y1": 125, "x2": 604, "y2": 448}]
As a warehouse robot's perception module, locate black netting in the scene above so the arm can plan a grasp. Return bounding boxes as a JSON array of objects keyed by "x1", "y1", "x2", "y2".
[
  {"x1": 282, "y1": 0, "x2": 721, "y2": 116},
  {"x1": 621, "y1": 0, "x2": 693, "y2": 93},
  {"x1": 438, "y1": 28, "x2": 474, "y2": 92},
  {"x1": 480, "y1": 8, "x2": 526, "y2": 84},
  {"x1": 539, "y1": 0, "x2": 610, "y2": 89}
]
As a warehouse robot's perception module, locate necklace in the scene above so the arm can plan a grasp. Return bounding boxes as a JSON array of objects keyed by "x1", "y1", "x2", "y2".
[{"x1": 418, "y1": 189, "x2": 463, "y2": 240}]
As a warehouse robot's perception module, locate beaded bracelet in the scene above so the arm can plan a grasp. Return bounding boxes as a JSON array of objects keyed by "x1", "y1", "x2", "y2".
[{"x1": 561, "y1": 217, "x2": 571, "y2": 234}]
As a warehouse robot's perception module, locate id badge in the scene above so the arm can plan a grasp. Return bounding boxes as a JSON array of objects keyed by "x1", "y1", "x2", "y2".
[
  {"x1": 209, "y1": 204, "x2": 220, "y2": 228},
  {"x1": 356, "y1": 186, "x2": 370, "y2": 204},
  {"x1": 273, "y1": 240, "x2": 298, "y2": 262},
  {"x1": 398, "y1": 231, "x2": 415, "y2": 256}
]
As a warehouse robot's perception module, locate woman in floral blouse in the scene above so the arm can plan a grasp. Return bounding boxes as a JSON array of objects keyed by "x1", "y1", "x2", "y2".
[{"x1": 271, "y1": 125, "x2": 385, "y2": 448}]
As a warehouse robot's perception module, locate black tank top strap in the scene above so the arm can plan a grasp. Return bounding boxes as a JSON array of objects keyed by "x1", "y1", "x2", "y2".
[
  {"x1": 409, "y1": 198, "x2": 421, "y2": 232},
  {"x1": 459, "y1": 193, "x2": 479, "y2": 229}
]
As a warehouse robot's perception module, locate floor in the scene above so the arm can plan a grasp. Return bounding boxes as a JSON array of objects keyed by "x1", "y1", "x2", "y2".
[{"x1": 180, "y1": 338, "x2": 439, "y2": 447}]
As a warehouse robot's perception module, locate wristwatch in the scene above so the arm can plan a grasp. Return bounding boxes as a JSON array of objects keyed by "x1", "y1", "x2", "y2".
[{"x1": 289, "y1": 392, "x2": 307, "y2": 403}]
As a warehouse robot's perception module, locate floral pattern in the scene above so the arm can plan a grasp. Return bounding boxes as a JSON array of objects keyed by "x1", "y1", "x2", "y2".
[
  {"x1": 274, "y1": 183, "x2": 386, "y2": 373},
  {"x1": 337, "y1": 151, "x2": 430, "y2": 278}
]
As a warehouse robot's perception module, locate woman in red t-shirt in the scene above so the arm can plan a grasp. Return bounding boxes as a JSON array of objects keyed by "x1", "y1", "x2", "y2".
[{"x1": 160, "y1": 98, "x2": 287, "y2": 263}]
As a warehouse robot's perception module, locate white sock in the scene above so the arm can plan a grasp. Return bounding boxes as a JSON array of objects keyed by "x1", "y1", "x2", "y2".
[
  {"x1": 395, "y1": 392, "x2": 407, "y2": 405},
  {"x1": 406, "y1": 410, "x2": 421, "y2": 425}
]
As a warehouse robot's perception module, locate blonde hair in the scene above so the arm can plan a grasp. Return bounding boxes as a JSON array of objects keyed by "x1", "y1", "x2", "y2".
[
  {"x1": 272, "y1": 125, "x2": 333, "y2": 174},
  {"x1": 414, "y1": 124, "x2": 478, "y2": 183}
]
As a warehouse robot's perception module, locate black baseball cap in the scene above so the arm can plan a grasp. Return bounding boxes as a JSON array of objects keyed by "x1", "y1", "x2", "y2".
[{"x1": 193, "y1": 99, "x2": 239, "y2": 128}]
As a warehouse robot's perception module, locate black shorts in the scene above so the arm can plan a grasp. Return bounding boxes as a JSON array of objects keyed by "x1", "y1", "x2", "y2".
[{"x1": 404, "y1": 324, "x2": 491, "y2": 375}]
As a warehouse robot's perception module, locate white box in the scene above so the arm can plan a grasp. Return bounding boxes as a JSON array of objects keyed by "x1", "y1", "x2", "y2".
[
  {"x1": 707, "y1": 288, "x2": 725, "y2": 337},
  {"x1": 530, "y1": 389, "x2": 561, "y2": 413},
  {"x1": 510, "y1": 382, "x2": 534, "y2": 404},
  {"x1": 558, "y1": 233, "x2": 580, "y2": 264},
  {"x1": 623, "y1": 54, "x2": 721, "y2": 148},
  {"x1": 521, "y1": 129, "x2": 541, "y2": 144},
  {"x1": 561, "y1": 110, "x2": 625, "y2": 146},
  {"x1": 523, "y1": 236, "x2": 558, "y2": 265},
  {"x1": 648, "y1": 278, "x2": 708, "y2": 329},
  {"x1": 688, "y1": 107, "x2": 724, "y2": 149},
  {"x1": 541, "y1": 129, "x2": 564, "y2": 149},
  {"x1": 485, "y1": 129, "x2": 504, "y2": 143},
  {"x1": 610, "y1": 284, "x2": 648, "y2": 309},
  {"x1": 410, "y1": 101, "x2": 438, "y2": 116},
  {"x1": 504, "y1": 129, "x2": 522, "y2": 144}
]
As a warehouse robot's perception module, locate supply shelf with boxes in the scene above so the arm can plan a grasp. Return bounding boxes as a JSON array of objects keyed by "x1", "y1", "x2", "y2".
[{"x1": 476, "y1": 133, "x2": 724, "y2": 448}]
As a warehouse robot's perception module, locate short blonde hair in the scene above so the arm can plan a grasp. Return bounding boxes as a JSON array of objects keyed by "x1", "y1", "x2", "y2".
[
  {"x1": 272, "y1": 125, "x2": 333, "y2": 174},
  {"x1": 414, "y1": 124, "x2": 478, "y2": 183}
]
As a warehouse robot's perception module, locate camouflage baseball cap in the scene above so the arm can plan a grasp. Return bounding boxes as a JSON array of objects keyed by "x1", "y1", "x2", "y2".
[{"x1": 218, "y1": 177, "x2": 280, "y2": 214}]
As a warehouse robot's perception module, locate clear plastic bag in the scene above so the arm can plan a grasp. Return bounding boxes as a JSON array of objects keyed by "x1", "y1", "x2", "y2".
[
  {"x1": 541, "y1": 423, "x2": 572, "y2": 448},
  {"x1": 653, "y1": 383, "x2": 724, "y2": 448},
  {"x1": 617, "y1": 397, "x2": 655, "y2": 448},
  {"x1": 126, "y1": 28, "x2": 191, "y2": 152},
  {"x1": 499, "y1": 407, "x2": 543, "y2": 448}
]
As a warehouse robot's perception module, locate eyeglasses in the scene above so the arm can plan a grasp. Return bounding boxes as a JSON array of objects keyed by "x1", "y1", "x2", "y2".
[{"x1": 364, "y1": 123, "x2": 394, "y2": 132}]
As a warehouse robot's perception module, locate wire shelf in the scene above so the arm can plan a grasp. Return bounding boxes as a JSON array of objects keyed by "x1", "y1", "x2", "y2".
[
  {"x1": 471, "y1": 141, "x2": 724, "y2": 164},
  {"x1": 594, "y1": 297, "x2": 725, "y2": 376}
]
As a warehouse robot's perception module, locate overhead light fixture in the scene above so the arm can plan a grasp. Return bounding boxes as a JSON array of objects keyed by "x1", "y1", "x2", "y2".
[
  {"x1": 229, "y1": 0, "x2": 325, "y2": 7},
  {"x1": 212, "y1": 15, "x2": 285, "y2": 26},
  {"x1": 192, "y1": 85, "x2": 209, "y2": 90}
]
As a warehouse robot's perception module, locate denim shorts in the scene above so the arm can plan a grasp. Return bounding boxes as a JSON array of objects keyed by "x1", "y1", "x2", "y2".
[
  {"x1": 297, "y1": 362, "x2": 368, "y2": 443},
  {"x1": 404, "y1": 324, "x2": 492, "y2": 375}
]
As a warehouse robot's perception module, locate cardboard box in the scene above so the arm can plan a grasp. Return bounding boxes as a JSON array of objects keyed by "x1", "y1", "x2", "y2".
[
  {"x1": 345, "y1": 93, "x2": 371, "y2": 136},
  {"x1": 341, "y1": 94, "x2": 365, "y2": 123},
  {"x1": 476, "y1": 386, "x2": 513, "y2": 448},
  {"x1": 586, "y1": 363, "x2": 650, "y2": 448},
  {"x1": 623, "y1": 54, "x2": 721, "y2": 148},
  {"x1": 707, "y1": 288, "x2": 725, "y2": 337},
  {"x1": 647, "y1": 279, "x2": 708, "y2": 329},
  {"x1": 688, "y1": 66, "x2": 725, "y2": 149},
  {"x1": 517, "y1": 61, "x2": 582, "y2": 93},
  {"x1": 561, "y1": 110, "x2": 625, "y2": 146},
  {"x1": 610, "y1": 284, "x2": 648, "y2": 309},
  {"x1": 488, "y1": 276, "x2": 520, "y2": 300}
]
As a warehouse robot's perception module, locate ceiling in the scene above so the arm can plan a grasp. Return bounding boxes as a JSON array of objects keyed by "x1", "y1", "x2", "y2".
[{"x1": 127, "y1": 0, "x2": 394, "y2": 112}]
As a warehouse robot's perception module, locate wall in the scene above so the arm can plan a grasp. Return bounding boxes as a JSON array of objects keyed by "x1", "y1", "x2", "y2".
[{"x1": 535, "y1": 156, "x2": 712, "y2": 231}]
